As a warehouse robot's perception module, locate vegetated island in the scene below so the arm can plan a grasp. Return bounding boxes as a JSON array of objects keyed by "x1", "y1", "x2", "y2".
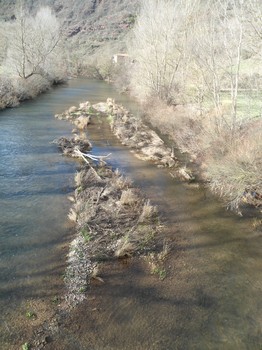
[
  {"x1": 21, "y1": 94, "x2": 261, "y2": 348},
  {"x1": 55, "y1": 96, "x2": 261, "y2": 308},
  {"x1": 54, "y1": 98, "x2": 178, "y2": 307}
]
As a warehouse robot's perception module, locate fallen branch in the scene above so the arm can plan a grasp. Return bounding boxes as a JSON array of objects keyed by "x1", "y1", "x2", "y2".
[
  {"x1": 74, "y1": 148, "x2": 111, "y2": 165},
  {"x1": 74, "y1": 148, "x2": 111, "y2": 181}
]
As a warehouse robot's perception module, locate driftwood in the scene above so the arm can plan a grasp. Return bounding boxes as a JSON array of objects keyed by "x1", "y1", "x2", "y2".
[
  {"x1": 74, "y1": 148, "x2": 111, "y2": 165},
  {"x1": 74, "y1": 148, "x2": 111, "y2": 181}
]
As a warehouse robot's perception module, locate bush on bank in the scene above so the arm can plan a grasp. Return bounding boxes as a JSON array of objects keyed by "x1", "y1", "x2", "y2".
[
  {"x1": 143, "y1": 98, "x2": 262, "y2": 211},
  {"x1": 121, "y1": 0, "x2": 262, "y2": 212},
  {"x1": 0, "y1": 74, "x2": 66, "y2": 110}
]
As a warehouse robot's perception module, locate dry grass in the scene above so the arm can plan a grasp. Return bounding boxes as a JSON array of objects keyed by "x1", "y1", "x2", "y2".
[
  {"x1": 74, "y1": 171, "x2": 82, "y2": 187},
  {"x1": 112, "y1": 169, "x2": 132, "y2": 190},
  {"x1": 71, "y1": 165, "x2": 160, "y2": 263},
  {"x1": 68, "y1": 208, "x2": 77, "y2": 222},
  {"x1": 252, "y1": 218, "x2": 262, "y2": 229},
  {"x1": 138, "y1": 200, "x2": 157, "y2": 223},
  {"x1": 207, "y1": 128, "x2": 262, "y2": 210},
  {"x1": 145, "y1": 252, "x2": 167, "y2": 280},
  {"x1": 119, "y1": 189, "x2": 139, "y2": 206},
  {"x1": 144, "y1": 97, "x2": 262, "y2": 211},
  {"x1": 158, "y1": 239, "x2": 171, "y2": 261},
  {"x1": 90, "y1": 265, "x2": 104, "y2": 283},
  {"x1": 114, "y1": 237, "x2": 136, "y2": 258}
]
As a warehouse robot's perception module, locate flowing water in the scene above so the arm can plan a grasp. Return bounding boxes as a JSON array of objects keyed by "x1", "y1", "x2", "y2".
[
  {"x1": 0, "y1": 79, "x2": 261, "y2": 349},
  {"x1": 0, "y1": 79, "x2": 141, "y2": 348}
]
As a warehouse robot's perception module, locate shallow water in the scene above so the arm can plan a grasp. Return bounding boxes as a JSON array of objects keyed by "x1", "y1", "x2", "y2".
[
  {"x1": 71, "y1": 114, "x2": 262, "y2": 350},
  {"x1": 0, "y1": 78, "x2": 261, "y2": 349},
  {"x1": 0, "y1": 79, "x2": 141, "y2": 348}
]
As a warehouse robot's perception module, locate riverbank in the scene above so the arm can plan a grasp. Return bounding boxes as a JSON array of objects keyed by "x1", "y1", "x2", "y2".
[
  {"x1": 0, "y1": 74, "x2": 67, "y2": 110},
  {"x1": 13, "y1": 83, "x2": 260, "y2": 350},
  {"x1": 142, "y1": 99, "x2": 262, "y2": 214},
  {"x1": 37, "y1": 97, "x2": 262, "y2": 349}
]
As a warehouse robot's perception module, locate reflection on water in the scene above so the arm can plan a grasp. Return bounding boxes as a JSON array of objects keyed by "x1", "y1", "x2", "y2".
[{"x1": 0, "y1": 78, "x2": 262, "y2": 349}]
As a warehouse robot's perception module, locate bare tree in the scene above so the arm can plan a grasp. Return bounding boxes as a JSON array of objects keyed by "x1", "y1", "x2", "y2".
[
  {"x1": 190, "y1": 0, "x2": 248, "y2": 139},
  {"x1": 244, "y1": 0, "x2": 262, "y2": 58},
  {"x1": 128, "y1": 0, "x2": 194, "y2": 103},
  {"x1": 5, "y1": 5, "x2": 63, "y2": 81}
]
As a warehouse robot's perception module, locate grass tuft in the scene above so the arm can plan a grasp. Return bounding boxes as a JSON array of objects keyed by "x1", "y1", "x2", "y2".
[
  {"x1": 115, "y1": 237, "x2": 136, "y2": 258},
  {"x1": 138, "y1": 200, "x2": 157, "y2": 223}
]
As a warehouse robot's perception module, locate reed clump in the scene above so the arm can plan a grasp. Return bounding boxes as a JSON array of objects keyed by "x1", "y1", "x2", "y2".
[{"x1": 65, "y1": 161, "x2": 161, "y2": 306}]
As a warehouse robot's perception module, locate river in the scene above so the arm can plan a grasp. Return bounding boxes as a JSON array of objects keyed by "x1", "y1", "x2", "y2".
[{"x1": 0, "y1": 78, "x2": 261, "y2": 349}]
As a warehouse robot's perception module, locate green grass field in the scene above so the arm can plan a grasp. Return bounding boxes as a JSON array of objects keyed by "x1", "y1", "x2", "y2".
[
  {"x1": 222, "y1": 91, "x2": 262, "y2": 120},
  {"x1": 202, "y1": 90, "x2": 262, "y2": 121}
]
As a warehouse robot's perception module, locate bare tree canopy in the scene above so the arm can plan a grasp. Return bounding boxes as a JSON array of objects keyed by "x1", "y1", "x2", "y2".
[{"x1": 5, "y1": 5, "x2": 62, "y2": 80}]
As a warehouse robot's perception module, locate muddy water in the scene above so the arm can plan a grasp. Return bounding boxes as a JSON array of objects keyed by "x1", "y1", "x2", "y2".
[{"x1": 1, "y1": 79, "x2": 261, "y2": 349}]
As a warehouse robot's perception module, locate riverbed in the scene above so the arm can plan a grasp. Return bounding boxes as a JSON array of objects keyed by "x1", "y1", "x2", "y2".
[{"x1": 0, "y1": 78, "x2": 262, "y2": 349}]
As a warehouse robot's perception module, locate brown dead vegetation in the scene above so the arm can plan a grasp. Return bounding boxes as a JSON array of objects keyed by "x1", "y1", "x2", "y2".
[
  {"x1": 55, "y1": 101, "x2": 97, "y2": 129},
  {"x1": 64, "y1": 162, "x2": 160, "y2": 305},
  {"x1": 96, "y1": 98, "x2": 177, "y2": 168},
  {"x1": 53, "y1": 106, "x2": 162, "y2": 307},
  {"x1": 54, "y1": 134, "x2": 92, "y2": 156},
  {"x1": 144, "y1": 98, "x2": 262, "y2": 212}
]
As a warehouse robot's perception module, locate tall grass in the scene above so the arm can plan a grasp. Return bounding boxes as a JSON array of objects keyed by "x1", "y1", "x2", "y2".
[{"x1": 144, "y1": 96, "x2": 262, "y2": 211}]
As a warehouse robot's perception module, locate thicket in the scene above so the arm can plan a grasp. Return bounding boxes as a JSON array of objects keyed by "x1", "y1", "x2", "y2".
[
  {"x1": 0, "y1": 0, "x2": 138, "y2": 107},
  {"x1": 0, "y1": 5, "x2": 67, "y2": 109},
  {"x1": 126, "y1": 0, "x2": 262, "y2": 211}
]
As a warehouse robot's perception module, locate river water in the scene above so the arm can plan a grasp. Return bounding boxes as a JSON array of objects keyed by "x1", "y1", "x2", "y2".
[{"x1": 0, "y1": 79, "x2": 262, "y2": 349}]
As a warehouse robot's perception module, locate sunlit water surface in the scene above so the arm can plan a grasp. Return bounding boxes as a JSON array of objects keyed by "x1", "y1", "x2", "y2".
[
  {"x1": 0, "y1": 79, "x2": 140, "y2": 348},
  {"x1": 0, "y1": 79, "x2": 261, "y2": 349}
]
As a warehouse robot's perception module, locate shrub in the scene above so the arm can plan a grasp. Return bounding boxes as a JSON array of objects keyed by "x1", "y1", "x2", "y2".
[
  {"x1": 0, "y1": 75, "x2": 19, "y2": 109},
  {"x1": 143, "y1": 94, "x2": 262, "y2": 211},
  {"x1": 207, "y1": 123, "x2": 262, "y2": 210}
]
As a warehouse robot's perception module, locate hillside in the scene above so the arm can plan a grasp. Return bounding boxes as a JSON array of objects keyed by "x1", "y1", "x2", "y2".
[{"x1": 0, "y1": 0, "x2": 139, "y2": 56}]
